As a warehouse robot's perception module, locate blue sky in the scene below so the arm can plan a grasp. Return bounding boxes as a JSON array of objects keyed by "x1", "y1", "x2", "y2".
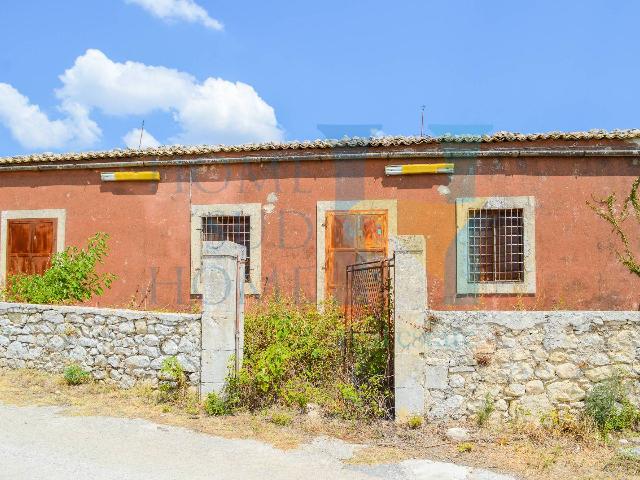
[{"x1": 0, "y1": 0, "x2": 638, "y2": 156}]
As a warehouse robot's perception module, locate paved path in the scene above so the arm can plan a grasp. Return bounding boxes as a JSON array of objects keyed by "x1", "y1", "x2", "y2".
[{"x1": 0, "y1": 404, "x2": 515, "y2": 480}]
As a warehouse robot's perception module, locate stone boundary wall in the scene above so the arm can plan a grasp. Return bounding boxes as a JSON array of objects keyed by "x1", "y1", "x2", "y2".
[
  {"x1": 418, "y1": 311, "x2": 640, "y2": 421},
  {"x1": 0, "y1": 302, "x2": 201, "y2": 389}
]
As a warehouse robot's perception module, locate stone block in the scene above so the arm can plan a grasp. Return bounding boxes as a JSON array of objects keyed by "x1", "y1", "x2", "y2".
[
  {"x1": 505, "y1": 383, "x2": 526, "y2": 397},
  {"x1": 395, "y1": 386, "x2": 425, "y2": 421},
  {"x1": 585, "y1": 366, "x2": 615, "y2": 382},
  {"x1": 160, "y1": 339, "x2": 178, "y2": 355},
  {"x1": 425, "y1": 365, "x2": 448, "y2": 390},
  {"x1": 125, "y1": 355, "x2": 151, "y2": 369},
  {"x1": 556, "y1": 363, "x2": 580, "y2": 379},
  {"x1": 547, "y1": 381, "x2": 586, "y2": 403},
  {"x1": 201, "y1": 350, "x2": 232, "y2": 383},
  {"x1": 525, "y1": 380, "x2": 544, "y2": 394}
]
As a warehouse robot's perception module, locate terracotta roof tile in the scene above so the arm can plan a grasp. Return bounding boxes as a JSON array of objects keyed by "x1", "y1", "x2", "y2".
[{"x1": 1, "y1": 129, "x2": 639, "y2": 166}]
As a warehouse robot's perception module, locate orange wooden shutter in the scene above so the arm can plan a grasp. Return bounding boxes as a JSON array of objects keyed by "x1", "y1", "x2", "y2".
[
  {"x1": 325, "y1": 211, "x2": 387, "y2": 306},
  {"x1": 7, "y1": 219, "x2": 56, "y2": 278}
]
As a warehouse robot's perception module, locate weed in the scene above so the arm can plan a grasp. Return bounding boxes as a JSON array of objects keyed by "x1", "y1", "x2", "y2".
[
  {"x1": 476, "y1": 393, "x2": 495, "y2": 427},
  {"x1": 539, "y1": 409, "x2": 598, "y2": 443},
  {"x1": 605, "y1": 450, "x2": 640, "y2": 475},
  {"x1": 537, "y1": 446, "x2": 563, "y2": 471},
  {"x1": 63, "y1": 364, "x2": 90, "y2": 385},
  {"x1": 474, "y1": 351, "x2": 492, "y2": 367},
  {"x1": 457, "y1": 442, "x2": 474, "y2": 453},
  {"x1": 63, "y1": 323, "x2": 78, "y2": 337},
  {"x1": 269, "y1": 411, "x2": 293, "y2": 426},
  {"x1": 585, "y1": 372, "x2": 640, "y2": 436},
  {"x1": 203, "y1": 391, "x2": 229, "y2": 416},
  {"x1": 185, "y1": 397, "x2": 200, "y2": 417},
  {"x1": 406, "y1": 415, "x2": 423, "y2": 430},
  {"x1": 158, "y1": 356, "x2": 188, "y2": 404}
]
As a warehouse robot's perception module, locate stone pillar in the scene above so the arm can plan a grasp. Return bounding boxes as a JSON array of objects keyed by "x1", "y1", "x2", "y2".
[
  {"x1": 392, "y1": 235, "x2": 427, "y2": 421},
  {"x1": 200, "y1": 241, "x2": 246, "y2": 397}
]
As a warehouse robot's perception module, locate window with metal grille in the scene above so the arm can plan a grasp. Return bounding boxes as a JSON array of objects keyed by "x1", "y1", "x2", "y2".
[
  {"x1": 202, "y1": 216, "x2": 251, "y2": 281},
  {"x1": 468, "y1": 208, "x2": 524, "y2": 283}
]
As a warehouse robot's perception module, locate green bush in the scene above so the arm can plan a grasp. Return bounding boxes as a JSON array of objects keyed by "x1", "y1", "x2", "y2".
[
  {"x1": 203, "y1": 391, "x2": 229, "y2": 416},
  {"x1": 224, "y1": 295, "x2": 392, "y2": 419},
  {"x1": 4, "y1": 233, "x2": 116, "y2": 304},
  {"x1": 63, "y1": 364, "x2": 91, "y2": 385},
  {"x1": 585, "y1": 373, "x2": 640, "y2": 435}
]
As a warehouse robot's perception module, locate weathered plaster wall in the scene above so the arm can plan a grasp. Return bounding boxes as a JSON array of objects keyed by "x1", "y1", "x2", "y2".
[
  {"x1": 0, "y1": 302, "x2": 201, "y2": 388},
  {"x1": 420, "y1": 311, "x2": 640, "y2": 421},
  {"x1": 0, "y1": 138, "x2": 637, "y2": 310}
]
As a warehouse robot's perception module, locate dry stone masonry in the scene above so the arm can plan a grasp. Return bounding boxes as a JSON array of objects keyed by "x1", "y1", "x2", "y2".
[
  {"x1": 0, "y1": 302, "x2": 201, "y2": 389},
  {"x1": 0, "y1": 241, "x2": 247, "y2": 393},
  {"x1": 418, "y1": 311, "x2": 640, "y2": 421}
]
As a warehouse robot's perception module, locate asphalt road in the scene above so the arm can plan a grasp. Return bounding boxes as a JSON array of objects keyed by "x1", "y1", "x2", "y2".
[{"x1": 0, "y1": 404, "x2": 515, "y2": 480}]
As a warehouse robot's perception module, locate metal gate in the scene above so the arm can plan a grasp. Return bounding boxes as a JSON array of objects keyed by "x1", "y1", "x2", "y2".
[{"x1": 345, "y1": 254, "x2": 395, "y2": 414}]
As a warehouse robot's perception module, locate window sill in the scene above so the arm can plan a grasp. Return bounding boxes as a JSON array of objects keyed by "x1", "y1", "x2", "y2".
[{"x1": 457, "y1": 281, "x2": 535, "y2": 295}]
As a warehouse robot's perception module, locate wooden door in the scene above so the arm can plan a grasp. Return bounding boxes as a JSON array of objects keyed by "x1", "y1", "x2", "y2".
[
  {"x1": 7, "y1": 219, "x2": 56, "y2": 278},
  {"x1": 325, "y1": 210, "x2": 387, "y2": 305}
]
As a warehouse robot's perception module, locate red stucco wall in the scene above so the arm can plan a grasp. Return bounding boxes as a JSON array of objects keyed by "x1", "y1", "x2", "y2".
[{"x1": 1, "y1": 139, "x2": 638, "y2": 311}]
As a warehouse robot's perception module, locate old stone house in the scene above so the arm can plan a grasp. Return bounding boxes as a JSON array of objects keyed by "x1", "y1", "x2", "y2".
[{"x1": 0, "y1": 129, "x2": 638, "y2": 311}]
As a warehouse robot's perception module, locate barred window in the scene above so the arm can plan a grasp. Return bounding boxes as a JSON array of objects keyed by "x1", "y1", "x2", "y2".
[
  {"x1": 468, "y1": 208, "x2": 524, "y2": 283},
  {"x1": 202, "y1": 216, "x2": 251, "y2": 281}
]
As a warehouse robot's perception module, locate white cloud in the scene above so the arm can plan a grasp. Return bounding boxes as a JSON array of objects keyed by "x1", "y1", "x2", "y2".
[
  {"x1": 0, "y1": 49, "x2": 283, "y2": 151},
  {"x1": 57, "y1": 50, "x2": 192, "y2": 116},
  {"x1": 125, "y1": 0, "x2": 223, "y2": 30},
  {"x1": 0, "y1": 83, "x2": 100, "y2": 149},
  {"x1": 123, "y1": 128, "x2": 161, "y2": 149},
  {"x1": 57, "y1": 49, "x2": 284, "y2": 145}
]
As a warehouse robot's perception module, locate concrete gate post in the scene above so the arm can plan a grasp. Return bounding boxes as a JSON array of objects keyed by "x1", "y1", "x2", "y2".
[
  {"x1": 199, "y1": 241, "x2": 246, "y2": 397},
  {"x1": 392, "y1": 235, "x2": 427, "y2": 421}
]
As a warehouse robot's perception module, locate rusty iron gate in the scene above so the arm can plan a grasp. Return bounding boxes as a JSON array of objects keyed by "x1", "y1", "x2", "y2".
[{"x1": 345, "y1": 254, "x2": 395, "y2": 415}]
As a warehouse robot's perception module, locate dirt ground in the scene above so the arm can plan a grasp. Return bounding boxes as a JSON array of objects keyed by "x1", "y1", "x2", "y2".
[{"x1": 0, "y1": 368, "x2": 638, "y2": 480}]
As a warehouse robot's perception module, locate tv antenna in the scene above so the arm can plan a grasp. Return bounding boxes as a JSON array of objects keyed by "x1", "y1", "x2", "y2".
[
  {"x1": 420, "y1": 106, "x2": 426, "y2": 137},
  {"x1": 138, "y1": 120, "x2": 145, "y2": 149}
]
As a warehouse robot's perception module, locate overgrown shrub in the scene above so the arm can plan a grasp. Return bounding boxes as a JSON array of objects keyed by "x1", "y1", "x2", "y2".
[
  {"x1": 585, "y1": 372, "x2": 640, "y2": 435},
  {"x1": 224, "y1": 295, "x2": 392, "y2": 419},
  {"x1": 63, "y1": 364, "x2": 90, "y2": 385},
  {"x1": 4, "y1": 232, "x2": 116, "y2": 304}
]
